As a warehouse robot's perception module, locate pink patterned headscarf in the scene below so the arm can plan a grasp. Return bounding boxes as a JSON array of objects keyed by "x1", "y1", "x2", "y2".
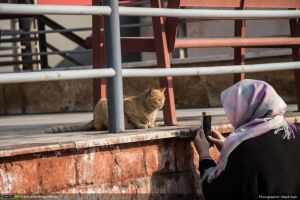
[{"x1": 203, "y1": 79, "x2": 296, "y2": 183}]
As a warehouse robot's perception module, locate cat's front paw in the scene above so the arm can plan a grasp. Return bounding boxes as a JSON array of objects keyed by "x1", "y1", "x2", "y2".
[
  {"x1": 148, "y1": 123, "x2": 155, "y2": 128},
  {"x1": 137, "y1": 124, "x2": 148, "y2": 129}
]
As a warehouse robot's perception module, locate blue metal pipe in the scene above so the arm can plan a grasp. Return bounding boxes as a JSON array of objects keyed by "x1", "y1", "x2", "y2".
[{"x1": 103, "y1": 0, "x2": 125, "y2": 133}]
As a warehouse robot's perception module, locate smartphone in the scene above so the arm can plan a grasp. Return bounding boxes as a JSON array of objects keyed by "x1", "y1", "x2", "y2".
[{"x1": 202, "y1": 112, "x2": 211, "y2": 140}]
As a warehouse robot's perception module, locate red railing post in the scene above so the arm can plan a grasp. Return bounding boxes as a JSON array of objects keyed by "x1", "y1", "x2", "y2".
[
  {"x1": 150, "y1": 0, "x2": 177, "y2": 125},
  {"x1": 92, "y1": 0, "x2": 106, "y2": 106},
  {"x1": 290, "y1": 17, "x2": 300, "y2": 111},
  {"x1": 234, "y1": 1, "x2": 246, "y2": 83}
]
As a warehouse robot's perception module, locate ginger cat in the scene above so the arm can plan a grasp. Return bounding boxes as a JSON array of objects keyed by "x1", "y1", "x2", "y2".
[{"x1": 45, "y1": 88, "x2": 166, "y2": 133}]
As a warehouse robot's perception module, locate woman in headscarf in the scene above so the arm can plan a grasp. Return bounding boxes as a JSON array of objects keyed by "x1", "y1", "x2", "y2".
[{"x1": 194, "y1": 79, "x2": 300, "y2": 199}]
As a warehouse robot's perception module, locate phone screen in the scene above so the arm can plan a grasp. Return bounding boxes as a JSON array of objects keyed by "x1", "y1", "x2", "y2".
[{"x1": 202, "y1": 112, "x2": 211, "y2": 138}]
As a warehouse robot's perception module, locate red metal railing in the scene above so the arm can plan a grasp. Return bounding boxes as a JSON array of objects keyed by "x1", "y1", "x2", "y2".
[{"x1": 39, "y1": 0, "x2": 300, "y2": 126}]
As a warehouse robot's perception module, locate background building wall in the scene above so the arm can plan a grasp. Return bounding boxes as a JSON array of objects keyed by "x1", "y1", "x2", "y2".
[{"x1": 0, "y1": 55, "x2": 295, "y2": 114}]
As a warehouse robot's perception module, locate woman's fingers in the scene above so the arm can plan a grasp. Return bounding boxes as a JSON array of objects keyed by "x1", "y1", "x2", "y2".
[
  {"x1": 211, "y1": 129, "x2": 225, "y2": 141},
  {"x1": 199, "y1": 129, "x2": 206, "y2": 139},
  {"x1": 196, "y1": 129, "x2": 206, "y2": 139},
  {"x1": 194, "y1": 129, "x2": 210, "y2": 157},
  {"x1": 207, "y1": 134, "x2": 224, "y2": 152},
  {"x1": 208, "y1": 136, "x2": 222, "y2": 144}
]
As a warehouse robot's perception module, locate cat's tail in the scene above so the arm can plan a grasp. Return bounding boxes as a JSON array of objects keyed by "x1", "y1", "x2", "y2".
[{"x1": 44, "y1": 121, "x2": 94, "y2": 134}]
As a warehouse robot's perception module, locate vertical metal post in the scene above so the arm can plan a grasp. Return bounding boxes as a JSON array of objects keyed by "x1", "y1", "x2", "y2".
[
  {"x1": 10, "y1": 18, "x2": 23, "y2": 71},
  {"x1": 165, "y1": 0, "x2": 180, "y2": 52},
  {"x1": 234, "y1": 2, "x2": 246, "y2": 83},
  {"x1": 151, "y1": 0, "x2": 177, "y2": 125},
  {"x1": 20, "y1": 17, "x2": 38, "y2": 71},
  {"x1": 290, "y1": 17, "x2": 300, "y2": 111},
  {"x1": 103, "y1": 0, "x2": 125, "y2": 132},
  {"x1": 234, "y1": 18, "x2": 246, "y2": 83},
  {"x1": 38, "y1": 19, "x2": 48, "y2": 69},
  {"x1": 92, "y1": 0, "x2": 106, "y2": 107}
]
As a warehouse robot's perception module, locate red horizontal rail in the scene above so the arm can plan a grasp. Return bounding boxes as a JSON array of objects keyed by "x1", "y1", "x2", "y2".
[
  {"x1": 37, "y1": 0, "x2": 92, "y2": 5},
  {"x1": 37, "y1": 0, "x2": 141, "y2": 5},
  {"x1": 180, "y1": 0, "x2": 241, "y2": 8},
  {"x1": 175, "y1": 37, "x2": 300, "y2": 48},
  {"x1": 180, "y1": 0, "x2": 300, "y2": 8},
  {"x1": 87, "y1": 36, "x2": 300, "y2": 51},
  {"x1": 121, "y1": 37, "x2": 156, "y2": 52},
  {"x1": 86, "y1": 36, "x2": 156, "y2": 52}
]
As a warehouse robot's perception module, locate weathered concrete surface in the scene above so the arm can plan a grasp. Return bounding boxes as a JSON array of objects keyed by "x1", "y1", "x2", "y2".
[
  {"x1": 1, "y1": 107, "x2": 300, "y2": 158},
  {"x1": 0, "y1": 80, "x2": 93, "y2": 114},
  {"x1": 0, "y1": 139, "x2": 203, "y2": 199},
  {"x1": 0, "y1": 56, "x2": 296, "y2": 114}
]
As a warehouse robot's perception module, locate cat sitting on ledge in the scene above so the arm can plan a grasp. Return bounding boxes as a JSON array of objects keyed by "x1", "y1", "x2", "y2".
[{"x1": 45, "y1": 88, "x2": 166, "y2": 133}]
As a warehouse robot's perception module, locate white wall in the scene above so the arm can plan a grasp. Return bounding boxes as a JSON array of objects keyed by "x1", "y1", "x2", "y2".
[{"x1": 187, "y1": 19, "x2": 291, "y2": 59}]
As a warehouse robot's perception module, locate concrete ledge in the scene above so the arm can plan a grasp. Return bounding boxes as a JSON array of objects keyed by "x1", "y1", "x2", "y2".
[
  {"x1": 0, "y1": 110, "x2": 299, "y2": 158},
  {"x1": 0, "y1": 126, "x2": 200, "y2": 158}
]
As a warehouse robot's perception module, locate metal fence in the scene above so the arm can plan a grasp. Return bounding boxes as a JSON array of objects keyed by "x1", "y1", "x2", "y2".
[{"x1": 1, "y1": 2, "x2": 300, "y2": 132}]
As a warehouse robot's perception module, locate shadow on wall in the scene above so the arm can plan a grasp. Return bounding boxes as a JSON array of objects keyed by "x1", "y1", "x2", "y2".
[
  {"x1": 54, "y1": 46, "x2": 92, "y2": 68},
  {"x1": 149, "y1": 139, "x2": 203, "y2": 200}
]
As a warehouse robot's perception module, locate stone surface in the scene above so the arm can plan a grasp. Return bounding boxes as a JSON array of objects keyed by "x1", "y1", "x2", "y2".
[
  {"x1": 38, "y1": 154, "x2": 77, "y2": 193},
  {"x1": 175, "y1": 140, "x2": 196, "y2": 171},
  {"x1": 113, "y1": 147, "x2": 146, "y2": 182},
  {"x1": 0, "y1": 159, "x2": 39, "y2": 194},
  {"x1": 76, "y1": 149, "x2": 115, "y2": 185},
  {"x1": 150, "y1": 171, "x2": 201, "y2": 195},
  {"x1": 144, "y1": 145, "x2": 160, "y2": 176}
]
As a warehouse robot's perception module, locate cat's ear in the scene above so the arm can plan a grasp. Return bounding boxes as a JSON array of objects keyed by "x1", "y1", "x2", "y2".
[
  {"x1": 145, "y1": 89, "x2": 153, "y2": 96},
  {"x1": 160, "y1": 88, "x2": 166, "y2": 93},
  {"x1": 150, "y1": 89, "x2": 155, "y2": 96}
]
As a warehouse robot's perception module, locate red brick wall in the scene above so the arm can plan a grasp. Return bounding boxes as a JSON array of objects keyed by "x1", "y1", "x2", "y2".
[{"x1": 0, "y1": 138, "x2": 210, "y2": 199}]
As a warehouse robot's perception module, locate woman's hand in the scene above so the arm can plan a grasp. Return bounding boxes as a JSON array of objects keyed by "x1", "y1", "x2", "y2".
[
  {"x1": 208, "y1": 129, "x2": 225, "y2": 152},
  {"x1": 193, "y1": 129, "x2": 210, "y2": 159}
]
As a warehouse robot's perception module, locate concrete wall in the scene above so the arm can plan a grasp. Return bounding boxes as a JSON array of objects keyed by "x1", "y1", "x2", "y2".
[{"x1": 186, "y1": 19, "x2": 291, "y2": 58}]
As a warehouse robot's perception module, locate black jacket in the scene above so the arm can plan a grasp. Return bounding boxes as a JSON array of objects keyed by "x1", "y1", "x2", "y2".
[{"x1": 200, "y1": 128, "x2": 300, "y2": 200}]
